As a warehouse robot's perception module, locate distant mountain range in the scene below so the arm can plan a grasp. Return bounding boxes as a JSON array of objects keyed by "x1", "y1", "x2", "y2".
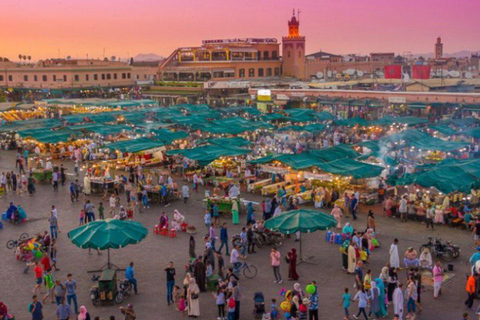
[
  {"x1": 411, "y1": 50, "x2": 480, "y2": 59},
  {"x1": 133, "y1": 53, "x2": 165, "y2": 61}
]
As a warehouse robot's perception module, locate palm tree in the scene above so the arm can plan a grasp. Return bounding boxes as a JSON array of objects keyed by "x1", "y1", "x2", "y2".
[
  {"x1": 18, "y1": 54, "x2": 22, "y2": 62},
  {"x1": 110, "y1": 56, "x2": 116, "y2": 62},
  {"x1": 28, "y1": 56, "x2": 31, "y2": 63},
  {"x1": 22, "y1": 55, "x2": 26, "y2": 62}
]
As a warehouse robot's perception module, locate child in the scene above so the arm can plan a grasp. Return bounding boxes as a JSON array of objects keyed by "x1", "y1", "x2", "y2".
[
  {"x1": 342, "y1": 287, "x2": 352, "y2": 320},
  {"x1": 204, "y1": 210, "x2": 212, "y2": 231},
  {"x1": 79, "y1": 210, "x2": 85, "y2": 226},
  {"x1": 98, "y1": 202, "x2": 105, "y2": 220},
  {"x1": 177, "y1": 294, "x2": 186, "y2": 316},
  {"x1": 227, "y1": 292, "x2": 235, "y2": 320},
  {"x1": 299, "y1": 298, "x2": 308, "y2": 320},
  {"x1": 214, "y1": 287, "x2": 225, "y2": 320},
  {"x1": 173, "y1": 285, "x2": 181, "y2": 310},
  {"x1": 363, "y1": 269, "x2": 372, "y2": 290},
  {"x1": 270, "y1": 298, "x2": 278, "y2": 319}
]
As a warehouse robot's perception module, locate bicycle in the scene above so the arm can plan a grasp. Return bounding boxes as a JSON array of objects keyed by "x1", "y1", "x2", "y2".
[
  {"x1": 235, "y1": 261, "x2": 258, "y2": 279},
  {"x1": 6, "y1": 232, "x2": 30, "y2": 249}
]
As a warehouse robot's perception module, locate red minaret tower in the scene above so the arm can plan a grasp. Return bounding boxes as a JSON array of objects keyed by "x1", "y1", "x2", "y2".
[
  {"x1": 282, "y1": 9, "x2": 306, "y2": 79},
  {"x1": 435, "y1": 37, "x2": 443, "y2": 60}
]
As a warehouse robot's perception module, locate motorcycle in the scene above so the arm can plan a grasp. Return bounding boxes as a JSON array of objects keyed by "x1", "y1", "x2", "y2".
[
  {"x1": 419, "y1": 236, "x2": 455, "y2": 262},
  {"x1": 253, "y1": 229, "x2": 284, "y2": 248},
  {"x1": 446, "y1": 240, "x2": 460, "y2": 258}
]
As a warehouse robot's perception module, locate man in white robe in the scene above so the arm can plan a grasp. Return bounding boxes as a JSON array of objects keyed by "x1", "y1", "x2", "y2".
[
  {"x1": 393, "y1": 283, "x2": 404, "y2": 320},
  {"x1": 390, "y1": 238, "x2": 400, "y2": 268}
]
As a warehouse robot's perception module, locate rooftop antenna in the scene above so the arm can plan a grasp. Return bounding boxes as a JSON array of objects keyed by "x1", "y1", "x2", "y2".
[
  {"x1": 293, "y1": 8, "x2": 295, "y2": 17},
  {"x1": 298, "y1": 8, "x2": 301, "y2": 22}
]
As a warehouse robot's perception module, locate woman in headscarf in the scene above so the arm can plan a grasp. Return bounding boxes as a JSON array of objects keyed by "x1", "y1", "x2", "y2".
[
  {"x1": 434, "y1": 205, "x2": 444, "y2": 224},
  {"x1": 187, "y1": 278, "x2": 200, "y2": 317},
  {"x1": 290, "y1": 295, "x2": 299, "y2": 319},
  {"x1": 246, "y1": 202, "x2": 255, "y2": 225},
  {"x1": 342, "y1": 222, "x2": 353, "y2": 235},
  {"x1": 189, "y1": 236, "x2": 196, "y2": 260},
  {"x1": 347, "y1": 242, "x2": 356, "y2": 274},
  {"x1": 374, "y1": 278, "x2": 388, "y2": 317},
  {"x1": 292, "y1": 283, "x2": 304, "y2": 300},
  {"x1": 287, "y1": 248, "x2": 299, "y2": 281},
  {"x1": 367, "y1": 211, "x2": 376, "y2": 232},
  {"x1": 419, "y1": 247, "x2": 433, "y2": 269},
  {"x1": 341, "y1": 240, "x2": 350, "y2": 271},
  {"x1": 368, "y1": 281, "x2": 380, "y2": 319},
  {"x1": 193, "y1": 256, "x2": 206, "y2": 292},
  {"x1": 232, "y1": 200, "x2": 239, "y2": 225},
  {"x1": 330, "y1": 205, "x2": 343, "y2": 229},
  {"x1": 77, "y1": 305, "x2": 91, "y2": 320}
]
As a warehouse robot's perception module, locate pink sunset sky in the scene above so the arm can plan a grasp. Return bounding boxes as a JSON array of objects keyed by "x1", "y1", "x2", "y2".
[{"x1": 1, "y1": 0, "x2": 479, "y2": 60}]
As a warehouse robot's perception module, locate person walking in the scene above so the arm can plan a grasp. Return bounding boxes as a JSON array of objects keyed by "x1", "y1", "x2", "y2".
[
  {"x1": 52, "y1": 171, "x2": 59, "y2": 191},
  {"x1": 270, "y1": 247, "x2": 282, "y2": 284},
  {"x1": 406, "y1": 277, "x2": 417, "y2": 319},
  {"x1": 165, "y1": 261, "x2": 176, "y2": 306},
  {"x1": 182, "y1": 184, "x2": 189, "y2": 204},
  {"x1": 350, "y1": 194, "x2": 358, "y2": 220},
  {"x1": 232, "y1": 280, "x2": 242, "y2": 320},
  {"x1": 65, "y1": 274, "x2": 79, "y2": 314},
  {"x1": 29, "y1": 295, "x2": 43, "y2": 320},
  {"x1": 433, "y1": 261, "x2": 443, "y2": 299},
  {"x1": 53, "y1": 280, "x2": 66, "y2": 305},
  {"x1": 465, "y1": 274, "x2": 477, "y2": 309},
  {"x1": 392, "y1": 283, "x2": 404, "y2": 320},
  {"x1": 187, "y1": 278, "x2": 200, "y2": 317},
  {"x1": 399, "y1": 196, "x2": 408, "y2": 222},
  {"x1": 27, "y1": 173, "x2": 36, "y2": 195},
  {"x1": 33, "y1": 261, "x2": 43, "y2": 295},
  {"x1": 48, "y1": 212, "x2": 58, "y2": 240},
  {"x1": 389, "y1": 239, "x2": 400, "y2": 269},
  {"x1": 426, "y1": 205, "x2": 435, "y2": 229},
  {"x1": 353, "y1": 286, "x2": 369, "y2": 320},
  {"x1": 55, "y1": 297, "x2": 73, "y2": 320},
  {"x1": 218, "y1": 223, "x2": 229, "y2": 256}
]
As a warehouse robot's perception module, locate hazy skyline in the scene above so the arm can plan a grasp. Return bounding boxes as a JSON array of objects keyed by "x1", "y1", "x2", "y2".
[{"x1": 2, "y1": 0, "x2": 480, "y2": 61}]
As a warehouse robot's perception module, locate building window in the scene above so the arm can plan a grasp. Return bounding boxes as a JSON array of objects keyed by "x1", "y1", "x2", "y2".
[
  {"x1": 86, "y1": 74, "x2": 89, "y2": 81},
  {"x1": 274, "y1": 68, "x2": 280, "y2": 76},
  {"x1": 101, "y1": 74, "x2": 105, "y2": 80},
  {"x1": 53, "y1": 75, "x2": 57, "y2": 81},
  {"x1": 42, "y1": 75, "x2": 47, "y2": 81},
  {"x1": 74, "y1": 75, "x2": 79, "y2": 81},
  {"x1": 122, "y1": 73, "x2": 126, "y2": 79},
  {"x1": 0, "y1": 75, "x2": 3, "y2": 81},
  {"x1": 63, "y1": 75, "x2": 67, "y2": 81},
  {"x1": 136, "y1": 75, "x2": 139, "y2": 80},
  {"x1": 248, "y1": 68, "x2": 255, "y2": 77},
  {"x1": 258, "y1": 68, "x2": 264, "y2": 77},
  {"x1": 8, "y1": 75, "x2": 12, "y2": 81},
  {"x1": 287, "y1": 51, "x2": 291, "y2": 58},
  {"x1": 106, "y1": 74, "x2": 111, "y2": 80},
  {"x1": 127, "y1": 73, "x2": 131, "y2": 79},
  {"x1": 34, "y1": 75, "x2": 38, "y2": 81},
  {"x1": 272, "y1": 51, "x2": 278, "y2": 59},
  {"x1": 94, "y1": 74, "x2": 98, "y2": 80},
  {"x1": 266, "y1": 68, "x2": 272, "y2": 76},
  {"x1": 239, "y1": 69, "x2": 245, "y2": 77},
  {"x1": 23, "y1": 75, "x2": 28, "y2": 81},
  {"x1": 263, "y1": 51, "x2": 269, "y2": 60},
  {"x1": 114, "y1": 73, "x2": 117, "y2": 80}
]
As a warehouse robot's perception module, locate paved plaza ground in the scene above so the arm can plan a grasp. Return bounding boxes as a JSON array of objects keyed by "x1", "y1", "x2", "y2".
[{"x1": 0, "y1": 150, "x2": 475, "y2": 320}]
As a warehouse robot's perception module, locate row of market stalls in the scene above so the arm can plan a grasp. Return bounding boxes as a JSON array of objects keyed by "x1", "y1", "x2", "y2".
[{"x1": 3, "y1": 100, "x2": 480, "y2": 207}]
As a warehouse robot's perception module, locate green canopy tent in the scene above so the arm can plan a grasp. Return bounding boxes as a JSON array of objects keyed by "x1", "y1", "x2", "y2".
[
  {"x1": 105, "y1": 137, "x2": 167, "y2": 153},
  {"x1": 264, "y1": 209, "x2": 337, "y2": 263},
  {"x1": 202, "y1": 137, "x2": 252, "y2": 148},
  {"x1": 167, "y1": 145, "x2": 252, "y2": 166},
  {"x1": 68, "y1": 219, "x2": 148, "y2": 270}
]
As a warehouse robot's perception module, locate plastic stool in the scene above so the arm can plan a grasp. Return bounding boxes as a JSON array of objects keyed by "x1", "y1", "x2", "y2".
[
  {"x1": 154, "y1": 225, "x2": 160, "y2": 235},
  {"x1": 169, "y1": 229, "x2": 177, "y2": 238},
  {"x1": 181, "y1": 223, "x2": 188, "y2": 232},
  {"x1": 160, "y1": 227, "x2": 168, "y2": 236}
]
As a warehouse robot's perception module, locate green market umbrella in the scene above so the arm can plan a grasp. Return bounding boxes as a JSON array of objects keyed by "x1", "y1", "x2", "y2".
[
  {"x1": 264, "y1": 209, "x2": 336, "y2": 263},
  {"x1": 68, "y1": 219, "x2": 148, "y2": 269}
]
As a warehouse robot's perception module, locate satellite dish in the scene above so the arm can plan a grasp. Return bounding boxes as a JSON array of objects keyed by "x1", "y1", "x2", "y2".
[
  {"x1": 327, "y1": 70, "x2": 332, "y2": 77},
  {"x1": 316, "y1": 71, "x2": 324, "y2": 78},
  {"x1": 333, "y1": 70, "x2": 338, "y2": 75},
  {"x1": 345, "y1": 69, "x2": 355, "y2": 75},
  {"x1": 335, "y1": 73, "x2": 342, "y2": 79},
  {"x1": 357, "y1": 70, "x2": 364, "y2": 77},
  {"x1": 465, "y1": 72, "x2": 473, "y2": 79},
  {"x1": 449, "y1": 71, "x2": 460, "y2": 78}
]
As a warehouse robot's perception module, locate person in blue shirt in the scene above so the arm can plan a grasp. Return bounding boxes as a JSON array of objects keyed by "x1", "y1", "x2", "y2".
[
  {"x1": 342, "y1": 287, "x2": 352, "y2": 319},
  {"x1": 218, "y1": 223, "x2": 230, "y2": 255},
  {"x1": 308, "y1": 281, "x2": 319, "y2": 320},
  {"x1": 29, "y1": 295, "x2": 43, "y2": 320},
  {"x1": 350, "y1": 195, "x2": 358, "y2": 220},
  {"x1": 126, "y1": 262, "x2": 138, "y2": 294},
  {"x1": 469, "y1": 247, "x2": 480, "y2": 267}
]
